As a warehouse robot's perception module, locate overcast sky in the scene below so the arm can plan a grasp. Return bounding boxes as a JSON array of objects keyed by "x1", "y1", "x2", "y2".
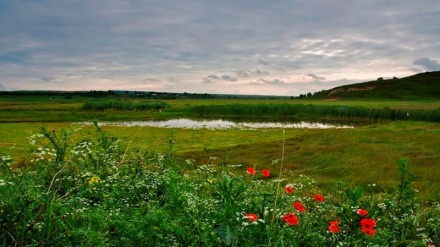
[{"x1": 1, "y1": 0, "x2": 439, "y2": 96}]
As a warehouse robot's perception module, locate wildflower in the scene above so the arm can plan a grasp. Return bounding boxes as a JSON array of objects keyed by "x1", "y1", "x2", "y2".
[
  {"x1": 262, "y1": 169, "x2": 270, "y2": 178},
  {"x1": 244, "y1": 213, "x2": 258, "y2": 222},
  {"x1": 293, "y1": 201, "x2": 306, "y2": 212},
  {"x1": 357, "y1": 208, "x2": 369, "y2": 217},
  {"x1": 247, "y1": 167, "x2": 256, "y2": 175},
  {"x1": 88, "y1": 175, "x2": 101, "y2": 185},
  {"x1": 360, "y1": 218, "x2": 376, "y2": 237},
  {"x1": 282, "y1": 213, "x2": 299, "y2": 226},
  {"x1": 285, "y1": 185, "x2": 294, "y2": 194},
  {"x1": 314, "y1": 194, "x2": 325, "y2": 202},
  {"x1": 328, "y1": 221, "x2": 340, "y2": 233}
]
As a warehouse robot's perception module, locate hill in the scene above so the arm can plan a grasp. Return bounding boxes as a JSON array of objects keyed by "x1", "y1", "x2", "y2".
[{"x1": 311, "y1": 71, "x2": 440, "y2": 100}]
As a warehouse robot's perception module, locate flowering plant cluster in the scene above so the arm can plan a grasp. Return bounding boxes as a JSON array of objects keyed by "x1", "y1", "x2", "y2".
[{"x1": 244, "y1": 167, "x2": 381, "y2": 240}]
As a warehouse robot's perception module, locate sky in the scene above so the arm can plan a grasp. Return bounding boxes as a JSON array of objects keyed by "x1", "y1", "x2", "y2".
[{"x1": 0, "y1": 0, "x2": 439, "y2": 96}]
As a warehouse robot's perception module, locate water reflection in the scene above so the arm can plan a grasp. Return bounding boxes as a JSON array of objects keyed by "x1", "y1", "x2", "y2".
[{"x1": 92, "y1": 118, "x2": 354, "y2": 129}]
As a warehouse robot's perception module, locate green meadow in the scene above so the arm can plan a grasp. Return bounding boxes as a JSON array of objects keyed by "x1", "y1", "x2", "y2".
[
  {"x1": 1, "y1": 95, "x2": 440, "y2": 199},
  {"x1": 1, "y1": 92, "x2": 439, "y2": 246}
]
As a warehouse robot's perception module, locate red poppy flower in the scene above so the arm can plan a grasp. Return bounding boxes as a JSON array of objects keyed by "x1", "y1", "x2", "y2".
[
  {"x1": 246, "y1": 167, "x2": 256, "y2": 175},
  {"x1": 360, "y1": 218, "x2": 376, "y2": 229},
  {"x1": 261, "y1": 169, "x2": 270, "y2": 178},
  {"x1": 360, "y1": 218, "x2": 376, "y2": 237},
  {"x1": 244, "y1": 213, "x2": 258, "y2": 221},
  {"x1": 357, "y1": 208, "x2": 368, "y2": 217},
  {"x1": 314, "y1": 194, "x2": 324, "y2": 202},
  {"x1": 293, "y1": 201, "x2": 306, "y2": 212},
  {"x1": 282, "y1": 212, "x2": 298, "y2": 226},
  {"x1": 328, "y1": 221, "x2": 340, "y2": 233},
  {"x1": 285, "y1": 185, "x2": 294, "y2": 194},
  {"x1": 361, "y1": 227, "x2": 376, "y2": 237}
]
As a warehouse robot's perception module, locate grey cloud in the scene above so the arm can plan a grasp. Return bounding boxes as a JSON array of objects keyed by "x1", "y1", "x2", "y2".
[
  {"x1": 207, "y1": 74, "x2": 220, "y2": 80},
  {"x1": 413, "y1": 57, "x2": 440, "y2": 71},
  {"x1": 236, "y1": 70, "x2": 250, "y2": 77},
  {"x1": 236, "y1": 70, "x2": 270, "y2": 77},
  {"x1": 0, "y1": 0, "x2": 439, "y2": 95},
  {"x1": 41, "y1": 77, "x2": 54, "y2": 82},
  {"x1": 202, "y1": 78, "x2": 213, "y2": 84},
  {"x1": 221, "y1": 75, "x2": 237, "y2": 82},
  {"x1": 254, "y1": 70, "x2": 269, "y2": 75},
  {"x1": 258, "y1": 78, "x2": 285, "y2": 85},
  {"x1": 0, "y1": 84, "x2": 5, "y2": 91},
  {"x1": 257, "y1": 59, "x2": 269, "y2": 66},
  {"x1": 144, "y1": 78, "x2": 161, "y2": 82},
  {"x1": 307, "y1": 73, "x2": 326, "y2": 80}
]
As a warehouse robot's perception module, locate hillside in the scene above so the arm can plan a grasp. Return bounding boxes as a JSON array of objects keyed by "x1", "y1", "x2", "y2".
[{"x1": 312, "y1": 71, "x2": 440, "y2": 100}]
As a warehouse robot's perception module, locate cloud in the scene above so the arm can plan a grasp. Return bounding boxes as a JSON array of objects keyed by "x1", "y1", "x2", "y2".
[
  {"x1": 254, "y1": 70, "x2": 269, "y2": 75},
  {"x1": 258, "y1": 78, "x2": 285, "y2": 85},
  {"x1": 144, "y1": 78, "x2": 161, "y2": 82},
  {"x1": 413, "y1": 57, "x2": 440, "y2": 71},
  {"x1": 0, "y1": 0, "x2": 439, "y2": 95},
  {"x1": 221, "y1": 75, "x2": 237, "y2": 82},
  {"x1": 307, "y1": 73, "x2": 326, "y2": 80},
  {"x1": 236, "y1": 70, "x2": 250, "y2": 77},
  {"x1": 0, "y1": 84, "x2": 5, "y2": 90},
  {"x1": 202, "y1": 78, "x2": 213, "y2": 84},
  {"x1": 236, "y1": 70, "x2": 269, "y2": 77},
  {"x1": 207, "y1": 74, "x2": 220, "y2": 80},
  {"x1": 257, "y1": 59, "x2": 269, "y2": 66}
]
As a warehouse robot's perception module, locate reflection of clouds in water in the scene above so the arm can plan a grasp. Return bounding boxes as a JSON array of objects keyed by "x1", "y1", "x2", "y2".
[{"x1": 86, "y1": 118, "x2": 353, "y2": 130}]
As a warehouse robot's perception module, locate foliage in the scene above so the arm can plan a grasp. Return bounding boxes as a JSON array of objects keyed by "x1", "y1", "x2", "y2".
[
  {"x1": 0, "y1": 126, "x2": 439, "y2": 246},
  {"x1": 80, "y1": 100, "x2": 170, "y2": 111},
  {"x1": 187, "y1": 103, "x2": 440, "y2": 122}
]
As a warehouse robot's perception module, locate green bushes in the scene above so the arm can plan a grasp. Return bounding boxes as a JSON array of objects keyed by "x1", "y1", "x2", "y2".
[
  {"x1": 81, "y1": 100, "x2": 170, "y2": 111},
  {"x1": 187, "y1": 103, "x2": 440, "y2": 122},
  {"x1": 0, "y1": 126, "x2": 439, "y2": 246}
]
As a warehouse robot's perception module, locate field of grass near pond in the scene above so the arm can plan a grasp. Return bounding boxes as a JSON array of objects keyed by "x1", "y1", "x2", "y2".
[
  {"x1": 1, "y1": 122, "x2": 439, "y2": 246},
  {"x1": 1, "y1": 95, "x2": 440, "y2": 246},
  {"x1": 1, "y1": 120, "x2": 439, "y2": 201}
]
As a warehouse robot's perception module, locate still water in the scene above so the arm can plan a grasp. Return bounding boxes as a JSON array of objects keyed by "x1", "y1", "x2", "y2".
[{"x1": 91, "y1": 118, "x2": 354, "y2": 130}]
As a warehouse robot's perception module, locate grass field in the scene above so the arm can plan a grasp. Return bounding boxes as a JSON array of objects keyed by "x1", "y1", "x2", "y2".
[
  {"x1": 1, "y1": 95, "x2": 439, "y2": 200},
  {"x1": 1, "y1": 94, "x2": 440, "y2": 245}
]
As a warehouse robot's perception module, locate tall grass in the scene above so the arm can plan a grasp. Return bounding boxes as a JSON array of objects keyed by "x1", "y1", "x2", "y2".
[
  {"x1": 81, "y1": 100, "x2": 170, "y2": 111},
  {"x1": 0, "y1": 125, "x2": 439, "y2": 246},
  {"x1": 187, "y1": 103, "x2": 440, "y2": 122}
]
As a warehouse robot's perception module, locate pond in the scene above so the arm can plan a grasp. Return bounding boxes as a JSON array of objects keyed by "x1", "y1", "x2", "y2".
[{"x1": 89, "y1": 118, "x2": 354, "y2": 130}]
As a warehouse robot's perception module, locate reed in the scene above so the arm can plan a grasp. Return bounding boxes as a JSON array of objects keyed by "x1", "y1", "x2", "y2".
[{"x1": 187, "y1": 103, "x2": 440, "y2": 122}]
